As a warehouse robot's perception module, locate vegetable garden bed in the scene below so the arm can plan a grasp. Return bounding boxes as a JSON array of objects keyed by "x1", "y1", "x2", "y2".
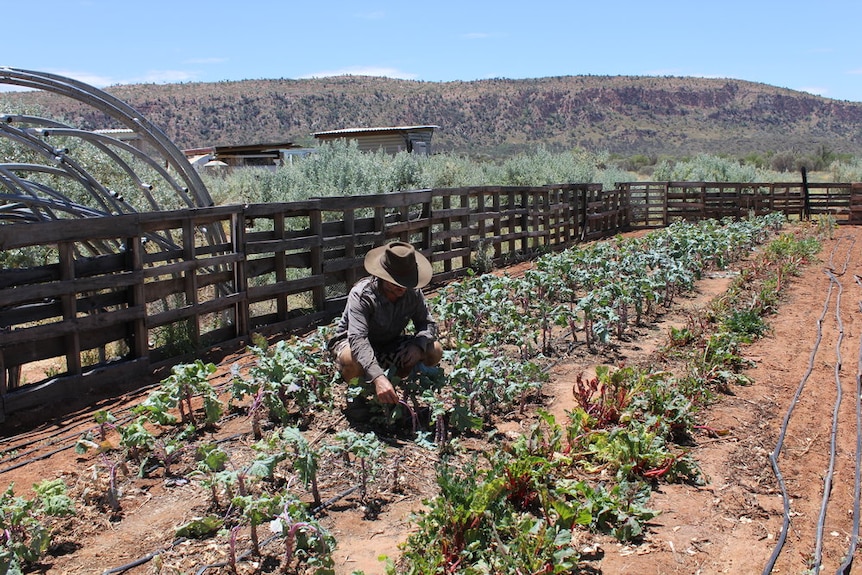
[{"x1": 2, "y1": 214, "x2": 852, "y2": 575}]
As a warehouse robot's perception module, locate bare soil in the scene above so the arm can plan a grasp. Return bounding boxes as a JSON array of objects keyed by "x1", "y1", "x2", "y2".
[{"x1": 2, "y1": 224, "x2": 860, "y2": 575}]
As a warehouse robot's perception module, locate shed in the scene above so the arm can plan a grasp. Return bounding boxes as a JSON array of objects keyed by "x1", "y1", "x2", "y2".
[
  {"x1": 183, "y1": 141, "x2": 311, "y2": 171},
  {"x1": 312, "y1": 125, "x2": 438, "y2": 155}
]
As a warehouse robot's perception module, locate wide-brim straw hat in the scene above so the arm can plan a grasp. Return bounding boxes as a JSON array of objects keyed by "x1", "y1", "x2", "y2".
[{"x1": 364, "y1": 241, "x2": 433, "y2": 289}]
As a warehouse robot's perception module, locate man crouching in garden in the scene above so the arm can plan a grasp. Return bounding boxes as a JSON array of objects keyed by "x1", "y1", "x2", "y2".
[{"x1": 328, "y1": 241, "x2": 443, "y2": 422}]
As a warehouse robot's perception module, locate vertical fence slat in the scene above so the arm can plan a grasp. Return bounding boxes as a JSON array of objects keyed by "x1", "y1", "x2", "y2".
[
  {"x1": 310, "y1": 208, "x2": 325, "y2": 311},
  {"x1": 59, "y1": 242, "x2": 82, "y2": 376},
  {"x1": 232, "y1": 213, "x2": 249, "y2": 339},
  {"x1": 128, "y1": 236, "x2": 148, "y2": 360}
]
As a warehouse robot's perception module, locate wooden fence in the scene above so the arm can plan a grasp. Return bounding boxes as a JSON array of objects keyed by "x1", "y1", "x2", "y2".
[
  {"x1": 0, "y1": 181, "x2": 857, "y2": 427},
  {"x1": 620, "y1": 181, "x2": 857, "y2": 227}
]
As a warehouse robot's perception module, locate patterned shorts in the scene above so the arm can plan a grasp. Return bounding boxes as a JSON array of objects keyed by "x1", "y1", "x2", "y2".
[{"x1": 331, "y1": 335, "x2": 419, "y2": 370}]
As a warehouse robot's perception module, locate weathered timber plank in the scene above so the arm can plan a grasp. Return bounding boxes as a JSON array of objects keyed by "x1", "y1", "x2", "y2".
[
  {"x1": 385, "y1": 220, "x2": 432, "y2": 234},
  {"x1": 147, "y1": 292, "x2": 245, "y2": 328},
  {"x1": 246, "y1": 276, "x2": 324, "y2": 302},
  {"x1": 0, "y1": 305, "x2": 146, "y2": 347},
  {"x1": 0, "y1": 270, "x2": 143, "y2": 308},
  {"x1": 244, "y1": 236, "x2": 321, "y2": 254}
]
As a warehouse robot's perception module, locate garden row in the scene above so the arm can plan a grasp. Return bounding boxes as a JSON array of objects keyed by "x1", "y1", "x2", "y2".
[{"x1": 0, "y1": 212, "x2": 822, "y2": 574}]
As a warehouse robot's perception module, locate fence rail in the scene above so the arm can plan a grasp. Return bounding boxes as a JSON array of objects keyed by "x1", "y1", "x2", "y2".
[
  {"x1": 0, "y1": 181, "x2": 856, "y2": 427},
  {"x1": 619, "y1": 181, "x2": 855, "y2": 227}
]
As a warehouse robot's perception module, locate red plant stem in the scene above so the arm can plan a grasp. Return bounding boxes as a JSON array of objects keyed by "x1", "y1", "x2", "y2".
[{"x1": 643, "y1": 457, "x2": 675, "y2": 478}]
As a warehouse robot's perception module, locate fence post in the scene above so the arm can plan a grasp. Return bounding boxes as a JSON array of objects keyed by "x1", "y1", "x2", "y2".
[
  {"x1": 310, "y1": 208, "x2": 325, "y2": 312},
  {"x1": 181, "y1": 219, "x2": 201, "y2": 348},
  {"x1": 127, "y1": 236, "x2": 149, "y2": 360},
  {"x1": 460, "y1": 189, "x2": 472, "y2": 270},
  {"x1": 273, "y1": 213, "x2": 288, "y2": 321},
  {"x1": 59, "y1": 242, "x2": 82, "y2": 376},
  {"x1": 476, "y1": 189, "x2": 487, "y2": 254},
  {"x1": 232, "y1": 212, "x2": 249, "y2": 339},
  {"x1": 343, "y1": 209, "x2": 358, "y2": 288},
  {"x1": 579, "y1": 188, "x2": 587, "y2": 240}
]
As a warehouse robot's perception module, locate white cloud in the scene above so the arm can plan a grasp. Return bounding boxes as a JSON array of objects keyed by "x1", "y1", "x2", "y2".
[
  {"x1": 29, "y1": 68, "x2": 198, "y2": 88},
  {"x1": 356, "y1": 10, "x2": 385, "y2": 20},
  {"x1": 644, "y1": 68, "x2": 685, "y2": 76},
  {"x1": 131, "y1": 70, "x2": 198, "y2": 84},
  {"x1": 299, "y1": 66, "x2": 418, "y2": 80},
  {"x1": 184, "y1": 57, "x2": 227, "y2": 65},
  {"x1": 797, "y1": 86, "x2": 829, "y2": 97},
  {"x1": 0, "y1": 84, "x2": 34, "y2": 93},
  {"x1": 462, "y1": 32, "x2": 492, "y2": 39},
  {"x1": 45, "y1": 69, "x2": 117, "y2": 88}
]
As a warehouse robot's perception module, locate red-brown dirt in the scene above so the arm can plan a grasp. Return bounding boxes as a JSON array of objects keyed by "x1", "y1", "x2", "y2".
[{"x1": 2, "y1": 223, "x2": 860, "y2": 574}]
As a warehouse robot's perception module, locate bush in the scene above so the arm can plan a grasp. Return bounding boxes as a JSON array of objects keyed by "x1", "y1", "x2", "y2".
[{"x1": 200, "y1": 143, "x2": 642, "y2": 205}]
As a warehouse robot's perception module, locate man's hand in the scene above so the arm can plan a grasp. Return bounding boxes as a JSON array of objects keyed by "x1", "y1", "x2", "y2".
[
  {"x1": 373, "y1": 375, "x2": 399, "y2": 404},
  {"x1": 398, "y1": 343, "x2": 425, "y2": 370}
]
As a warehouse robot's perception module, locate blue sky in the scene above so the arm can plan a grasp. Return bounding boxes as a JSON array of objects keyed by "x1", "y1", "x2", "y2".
[{"x1": 3, "y1": 0, "x2": 862, "y2": 102}]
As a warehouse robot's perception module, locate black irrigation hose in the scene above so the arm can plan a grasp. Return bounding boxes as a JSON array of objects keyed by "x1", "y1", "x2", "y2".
[
  {"x1": 0, "y1": 410, "x2": 141, "y2": 475},
  {"x1": 310, "y1": 483, "x2": 362, "y2": 515},
  {"x1": 814, "y1": 269, "x2": 845, "y2": 570},
  {"x1": 0, "y1": 360, "x2": 246, "y2": 474},
  {"x1": 100, "y1": 537, "x2": 187, "y2": 575},
  {"x1": 836, "y1": 296, "x2": 862, "y2": 574},
  {"x1": 0, "y1": 442, "x2": 77, "y2": 474},
  {"x1": 762, "y1": 267, "x2": 834, "y2": 574},
  {"x1": 763, "y1": 235, "x2": 856, "y2": 574}
]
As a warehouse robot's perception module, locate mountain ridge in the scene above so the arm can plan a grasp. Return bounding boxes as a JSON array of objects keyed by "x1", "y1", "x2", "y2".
[{"x1": 4, "y1": 74, "x2": 862, "y2": 159}]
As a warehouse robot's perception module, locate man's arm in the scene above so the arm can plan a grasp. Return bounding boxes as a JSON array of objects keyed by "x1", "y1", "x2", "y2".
[
  {"x1": 345, "y1": 290, "x2": 386, "y2": 384},
  {"x1": 409, "y1": 290, "x2": 438, "y2": 350}
]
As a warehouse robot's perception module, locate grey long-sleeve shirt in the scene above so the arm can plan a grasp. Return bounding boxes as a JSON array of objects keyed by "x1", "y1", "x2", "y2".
[{"x1": 329, "y1": 277, "x2": 438, "y2": 383}]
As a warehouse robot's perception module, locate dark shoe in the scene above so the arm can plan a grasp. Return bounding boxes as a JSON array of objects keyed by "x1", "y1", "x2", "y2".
[{"x1": 344, "y1": 396, "x2": 372, "y2": 425}]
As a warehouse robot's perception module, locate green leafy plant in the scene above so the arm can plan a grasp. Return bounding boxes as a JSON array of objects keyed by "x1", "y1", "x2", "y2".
[
  {"x1": 231, "y1": 336, "x2": 333, "y2": 429},
  {"x1": 0, "y1": 480, "x2": 74, "y2": 573},
  {"x1": 327, "y1": 430, "x2": 384, "y2": 503},
  {"x1": 266, "y1": 427, "x2": 323, "y2": 507},
  {"x1": 232, "y1": 491, "x2": 284, "y2": 557},
  {"x1": 190, "y1": 443, "x2": 230, "y2": 509},
  {"x1": 146, "y1": 436, "x2": 186, "y2": 477},
  {"x1": 269, "y1": 495, "x2": 335, "y2": 574},
  {"x1": 135, "y1": 360, "x2": 222, "y2": 428},
  {"x1": 117, "y1": 416, "x2": 155, "y2": 464}
]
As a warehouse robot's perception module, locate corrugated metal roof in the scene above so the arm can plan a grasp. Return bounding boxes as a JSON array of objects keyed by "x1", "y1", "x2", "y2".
[{"x1": 312, "y1": 125, "x2": 438, "y2": 137}]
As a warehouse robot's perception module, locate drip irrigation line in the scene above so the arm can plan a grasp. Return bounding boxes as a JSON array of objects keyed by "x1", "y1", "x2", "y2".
[
  {"x1": 0, "y1": 411, "x2": 140, "y2": 474},
  {"x1": 310, "y1": 483, "x2": 362, "y2": 515},
  {"x1": 830, "y1": 235, "x2": 855, "y2": 277},
  {"x1": 101, "y1": 537, "x2": 187, "y2": 575},
  {"x1": 764, "y1": 234, "x2": 856, "y2": 574},
  {"x1": 762, "y1": 265, "x2": 835, "y2": 574},
  {"x1": 826, "y1": 236, "x2": 844, "y2": 272},
  {"x1": 813, "y1": 269, "x2": 845, "y2": 569},
  {"x1": 0, "y1": 356, "x2": 249, "y2": 474},
  {"x1": 0, "y1": 442, "x2": 77, "y2": 474},
  {"x1": 836, "y1": 298, "x2": 862, "y2": 574}
]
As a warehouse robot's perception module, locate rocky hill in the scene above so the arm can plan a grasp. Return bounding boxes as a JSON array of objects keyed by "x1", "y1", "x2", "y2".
[{"x1": 4, "y1": 75, "x2": 862, "y2": 159}]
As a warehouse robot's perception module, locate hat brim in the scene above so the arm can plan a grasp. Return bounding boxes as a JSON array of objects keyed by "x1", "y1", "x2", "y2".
[{"x1": 364, "y1": 244, "x2": 433, "y2": 289}]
